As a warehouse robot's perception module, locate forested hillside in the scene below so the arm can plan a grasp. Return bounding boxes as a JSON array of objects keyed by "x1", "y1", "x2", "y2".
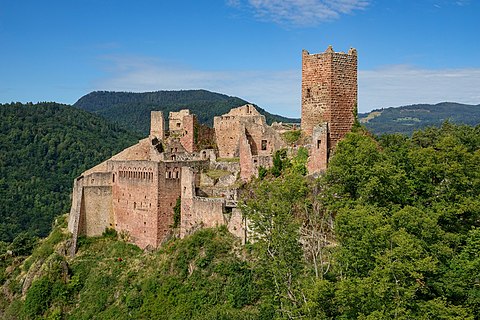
[
  {"x1": 359, "y1": 102, "x2": 480, "y2": 135},
  {"x1": 0, "y1": 102, "x2": 140, "y2": 242},
  {"x1": 1, "y1": 122, "x2": 478, "y2": 319},
  {"x1": 74, "y1": 90, "x2": 299, "y2": 134}
]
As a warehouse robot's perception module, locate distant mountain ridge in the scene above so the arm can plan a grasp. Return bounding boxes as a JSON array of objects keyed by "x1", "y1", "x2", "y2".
[
  {"x1": 74, "y1": 90, "x2": 299, "y2": 135},
  {"x1": 359, "y1": 102, "x2": 480, "y2": 135}
]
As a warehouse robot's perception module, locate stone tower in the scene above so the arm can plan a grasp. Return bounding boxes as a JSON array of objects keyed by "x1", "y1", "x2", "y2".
[
  {"x1": 150, "y1": 111, "x2": 165, "y2": 140},
  {"x1": 301, "y1": 46, "x2": 357, "y2": 150}
]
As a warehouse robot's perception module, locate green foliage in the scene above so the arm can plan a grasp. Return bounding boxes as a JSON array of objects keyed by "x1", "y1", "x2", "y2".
[
  {"x1": 8, "y1": 232, "x2": 38, "y2": 257},
  {"x1": 317, "y1": 122, "x2": 480, "y2": 318},
  {"x1": 0, "y1": 102, "x2": 140, "y2": 242},
  {"x1": 24, "y1": 276, "x2": 54, "y2": 317},
  {"x1": 74, "y1": 90, "x2": 299, "y2": 134},
  {"x1": 271, "y1": 149, "x2": 289, "y2": 177},
  {"x1": 242, "y1": 170, "x2": 308, "y2": 318},
  {"x1": 173, "y1": 197, "x2": 181, "y2": 228},
  {"x1": 282, "y1": 130, "x2": 302, "y2": 144},
  {"x1": 2, "y1": 227, "x2": 260, "y2": 319},
  {"x1": 358, "y1": 102, "x2": 480, "y2": 136},
  {"x1": 291, "y1": 146, "x2": 308, "y2": 176},
  {"x1": 2, "y1": 122, "x2": 479, "y2": 319}
]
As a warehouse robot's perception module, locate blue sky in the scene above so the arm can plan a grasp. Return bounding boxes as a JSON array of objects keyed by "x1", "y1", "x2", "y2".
[{"x1": 0, "y1": 0, "x2": 479, "y2": 116}]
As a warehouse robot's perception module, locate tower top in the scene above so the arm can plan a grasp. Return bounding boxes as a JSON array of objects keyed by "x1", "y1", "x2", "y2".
[{"x1": 302, "y1": 46, "x2": 357, "y2": 57}]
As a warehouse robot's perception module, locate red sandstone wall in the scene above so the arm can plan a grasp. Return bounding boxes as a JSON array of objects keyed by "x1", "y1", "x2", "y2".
[
  {"x1": 301, "y1": 47, "x2": 357, "y2": 150},
  {"x1": 180, "y1": 115, "x2": 196, "y2": 153},
  {"x1": 150, "y1": 111, "x2": 165, "y2": 140},
  {"x1": 239, "y1": 128, "x2": 255, "y2": 182},
  {"x1": 301, "y1": 49, "x2": 331, "y2": 136},
  {"x1": 307, "y1": 123, "x2": 329, "y2": 174},
  {"x1": 157, "y1": 161, "x2": 183, "y2": 246},
  {"x1": 214, "y1": 116, "x2": 242, "y2": 158},
  {"x1": 111, "y1": 161, "x2": 160, "y2": 249},
  {"x1": 329, "y1": 50, "x2": 357, "y2": 149}
]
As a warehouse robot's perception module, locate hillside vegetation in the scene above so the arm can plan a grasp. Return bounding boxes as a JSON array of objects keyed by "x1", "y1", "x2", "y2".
[
  {"x1": 0, "y1": 102, "x2": 140, "y2": 242},
  {"x1": 74, "y1": 90, "x2": 299, "y2": 134},
  {"x1": 359, "y1": 102, "x2": 480, "y2": 135},
  {"x1": 1, "y1": 122, "x2": 478, "y2": 319}
]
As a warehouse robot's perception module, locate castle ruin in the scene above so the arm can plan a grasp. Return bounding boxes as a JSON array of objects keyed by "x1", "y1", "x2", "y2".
[{"x1": 68, "y1": 46, "x2": 358, "y2": 252}]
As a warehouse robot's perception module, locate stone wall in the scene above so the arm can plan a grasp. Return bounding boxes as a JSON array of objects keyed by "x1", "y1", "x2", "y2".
[
  {"x1": 307, "y1": 123, "x2": 329, "y2": 174},
  {"x1": 239, "y1": 128, "x2": 255, "y2": 181},
  {"x1": 180, "y1": 167, "x2": 246, "y2": 242},
  {"x1": 68, "y1": 177, "x2": 84, "y2": 256},
  {"x1": 79, "y1": 171, "x2": 113, "y2": 237},
  {"x1": 169, "y1": 109, "x2": 190, "y2": 134},
  {"x1": 150, "y1": 111, "x2": 165, "y2": 140},
  {"x1": 111, "y1": 160, "x2": 160, "y2": 249},
  {"x1": 213, "y1": 116, "x2": 243, "y2": 158},
  {"x1": 301, "y1": 46, "x2": 357, "y2": 150},
  {"x1": 214, "y1": 104, "x2": 286, "y2": 160},
  {"x1": 228, "y1": 208, "x2": 246, "y2": 244},
  {"x1": 179, "y1": 114, "x2": 196, "y2": 153},
  {"x1": 82, "y1": 185, "x2": 113, "y2": 236}
]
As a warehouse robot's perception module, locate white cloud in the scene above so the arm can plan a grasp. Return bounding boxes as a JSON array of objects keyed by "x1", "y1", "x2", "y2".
[
  {"x1": 94, "y1": 55, "x2": 480, "y2": 118},
  {"x1": 228, "y1": 0, "x2": 370, "y2": 26}
]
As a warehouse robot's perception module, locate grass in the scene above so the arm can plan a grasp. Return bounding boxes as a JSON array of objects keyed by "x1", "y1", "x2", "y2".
[
  {"x1": 205, "y1": 170, "x2": 231, "y2": 179},
  {"x1": 216, "y1": 157, "x2": 240, "y2": 163}
]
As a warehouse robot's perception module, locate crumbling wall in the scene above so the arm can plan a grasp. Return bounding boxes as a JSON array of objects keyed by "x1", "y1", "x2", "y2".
[
  {"x1": 239, "y1": 128, "x2": 255, "y2": 182},
  {"x1": 180, "y1": 114, "x2": 196, "y2": 153},
  {"x1": 180, "y1": 166, "x2": 195, "y2": 238},
  {"x1": 214, "y1": 116, "x2": 243, "y2": 158},
  {"x1": 307, "y1": 123, "x2": 329, "y2": 174},
  {"x1": 169, "y1": 109, "x2": 190, "y2": 135},
  {"x1": 301, "y1": 46, "x2": 357, "y2": 150},
  {"x1": 228, "y1": 208, "x2": 246, "y2": 244},
  {"x1": 150, "y1": 111, "x2": 165, "y2": 140},
  {"x1": 180, "y1": 167, "x2": 246, "y2": 242},
  {"x1": 214, "y1": 104, "x2": 286, "y2": 159}
]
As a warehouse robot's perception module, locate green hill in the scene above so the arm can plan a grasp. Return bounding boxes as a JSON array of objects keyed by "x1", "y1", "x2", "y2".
[
  {"x1": 73, "y1": 90, "x2": 299, "y2": 135},
  {"x1": 1, "y1": 122, "x2": 478, "y2": 319},
  {"x1": 359, "y1": 102, "x2": 480, "y2": 135},
  {"x1": 0, "y1": 102, "x2": 140, "y2": 242}
]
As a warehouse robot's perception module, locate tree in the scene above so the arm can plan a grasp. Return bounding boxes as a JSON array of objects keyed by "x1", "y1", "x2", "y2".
[{"x1": 242, "y1": 171, "x2": 307, "y2": 318}]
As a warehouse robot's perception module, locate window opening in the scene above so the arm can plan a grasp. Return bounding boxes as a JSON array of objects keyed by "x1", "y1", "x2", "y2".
[{"x1": 261, "y1": 140, "x2": 267, "y2": 151}]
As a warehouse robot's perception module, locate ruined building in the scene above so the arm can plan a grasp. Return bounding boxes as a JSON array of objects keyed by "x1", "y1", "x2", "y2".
[
  {"x1": 68, "y1": 46, "x2": 357, "y2": 251},
  {"x1": 302, "y1": 46, "x2": 358, "y2": 172}
]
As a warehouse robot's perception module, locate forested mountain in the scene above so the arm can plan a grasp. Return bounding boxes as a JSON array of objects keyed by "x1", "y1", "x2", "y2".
[
  {"x1": 359, "y1": 102, "x2": 480, "y2": 135},
  {"x1": 1, "y1": 122, "x2": 478, "y2": 319},
  {"x1": 0, "y1": 102, "x2": 140, "y2": 242},
  {"x1": 74, "y1": 90, "x2": 299, "y2": 134}
]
